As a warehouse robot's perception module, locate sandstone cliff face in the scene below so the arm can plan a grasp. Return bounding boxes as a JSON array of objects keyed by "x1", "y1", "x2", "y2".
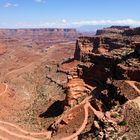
[
  {"x1": 96, "y1": 26, "x2": 130, "y2": 35},
  {"x1": 0, "y1": 28, "x2": 78, "y2": 49},
  {"x1": 50, "y1": 26, "x2": 140, "y2": 140},
  {"x1": 74, "y1": 30, "x2": 140, "y2": 82},
  {"x1": 60, "y1": 27, "x2": 140, "y2": 110},
  {"x1": 0, "y1": 28, "x2": 77, "y2": 38},
  {"x1": 123, "y1": 27, "x2": 140, "y2": 36}
]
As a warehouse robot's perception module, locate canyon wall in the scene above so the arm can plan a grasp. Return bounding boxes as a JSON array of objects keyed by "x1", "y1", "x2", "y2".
[
  {"x1": 123, "y1": 27, "x2": 140, "y2": 36},
  {"x1": 0, "y1": 28, "x2": 78, "y2": 48},
  {"x1": 51, "y1": 26, "x2": 140, "y2": 140},
  {"x1": 96, "y1": 26, "x2": 130, "y2": 35},
  {"x1": 74, "y1": 28, "x2": 140, "y2": 82}
]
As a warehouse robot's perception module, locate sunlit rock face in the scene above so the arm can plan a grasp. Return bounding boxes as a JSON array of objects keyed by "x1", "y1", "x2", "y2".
[
  {"x1": 52, "y1": 26, "x2": 140, "y2": 139},
  {"x1": 0, "y1": 28, "x2": 78, "y2": 49},
  {"x1": 96, "y1": 26, "x2": 130, "y2": 35}
]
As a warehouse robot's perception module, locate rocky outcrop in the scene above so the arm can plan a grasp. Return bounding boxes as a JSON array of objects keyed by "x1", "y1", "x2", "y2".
[
  {"x1": 116, "y1": 63, "x2": 140, "y2": 81},
  {"x1": 110, "y1": 26, "x2": 130, "y2": 29},
  {"x1": 123, "y1": 97, "x2": 140, "y2": 139},
  {"x1": 107, "y1": 80, "x2": 140, "y2": 103},
  {"x1": 74, "y1": 28, "x2": 140, "y2": 82},
  {"x1": 123, "y1": 27, "x2": 140, "y2": 36},
  {"x1": 49, "y1": 26, "x2": 140, "y2": 140},
  {"x1": 96, "y1": 26, "x2": 130, "y2": 35},
  {"x1": 65, "y1": 77, "x2": 94, "y2": 107}
]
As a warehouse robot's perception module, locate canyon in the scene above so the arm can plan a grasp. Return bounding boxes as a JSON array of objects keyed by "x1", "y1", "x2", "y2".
[{"x1": 0, "y1": 26, "x2": 139, "y2": 140}]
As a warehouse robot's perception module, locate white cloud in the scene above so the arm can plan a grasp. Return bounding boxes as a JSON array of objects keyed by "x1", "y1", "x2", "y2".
[
  {"x1": 35, "y1": 0, "x2": 46, "y2": 3},
  {"x1": 4, "y1": 2, "x2": 18, "y2": 8},
  {"x1": 2, "y1": 19, "x2": 140, "y2": 28},
  {"x1": 62, "y1": 19, "x2": 67, "y2": 23},
  {"x1": 71, "y1": 19, "x2": 140, "y2": 26}
]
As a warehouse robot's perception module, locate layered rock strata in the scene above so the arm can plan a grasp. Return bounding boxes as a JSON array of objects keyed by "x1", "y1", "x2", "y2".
[
  {"x1": 49, "y1": 26, "x2": 140, "y2": 140},
  {"x1": 0, "y1": 28, "x2": 78, "y2": 49}
]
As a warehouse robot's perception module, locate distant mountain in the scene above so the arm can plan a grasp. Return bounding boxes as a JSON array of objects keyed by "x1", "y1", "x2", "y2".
[
  {"x1": 76, "y1": 25, "x2": 109, "y2": 31},
  {"x1": 78, "y1": 31, "x2": 96, "y2": 37}
]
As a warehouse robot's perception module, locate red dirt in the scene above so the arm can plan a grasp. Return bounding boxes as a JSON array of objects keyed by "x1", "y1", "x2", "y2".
[
  {"x1": 0, "y1": 43, "x2": 7, "y2": 55},
  {"x1": 50, "y1": 26, "x2": 140, "y2": 139},
  {"x1": 0, "y1": 26, "x2": 140, "y2": 140},
  {"x1": 61, "y1": 60, "x2": 80, "y2": 72},
  {"x1": 0, "y1": 37, "x2": 76, "y2": 139}
]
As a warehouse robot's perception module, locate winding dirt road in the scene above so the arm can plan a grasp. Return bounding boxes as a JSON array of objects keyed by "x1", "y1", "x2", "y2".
[
  {"x1": 60, "y1": 101, "x2": 104, "y2": 140},
  {"x1": 0, "y1": 120, "x2": 51, "y2": 140},
  {"x1": 0, "y1": 83, "x2": 8, "y2": 96},
  {"x1": 126, "y1": 80, "x2": 140, "y2": 94},
  {"x1": 54, "y1": 96, "x2": 104, "y2": 140}
]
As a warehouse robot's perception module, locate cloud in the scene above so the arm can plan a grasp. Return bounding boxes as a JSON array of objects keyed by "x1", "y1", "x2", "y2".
[
  {"x1": 2, "y1": 19, "x2": 140, "y2": 28},
  {"x1": 71, "y1": 19, "x2": 140, "y2": 26},
  {"x1": 15, "y1": 21, "x2": 60, "y2": 28},
  {"x1": 4, "y1": 2, "x2": 18, "y2": 8},
  {"x1": 62, "y1": 19, "x2": 67, "y2": 23},
  {"x1": 35, "y1": 0, "x2": 46, "y2": 3}
]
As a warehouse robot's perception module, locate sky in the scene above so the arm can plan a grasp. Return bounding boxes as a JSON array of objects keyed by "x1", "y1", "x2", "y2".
[{"x1": 0, "y1": 0, "x2": 140, "y2": 28}]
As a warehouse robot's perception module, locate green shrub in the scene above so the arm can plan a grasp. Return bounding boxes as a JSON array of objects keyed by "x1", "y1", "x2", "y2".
[
  {"x1": 111, "y1": 113, "x2": 118, "y2": 118},
  {"x1": 118, "y1": 121, "x2": 127, "y2": 126},
  {"x1": 122, "y1": 136, "x2": 127, "y2": 140}
]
